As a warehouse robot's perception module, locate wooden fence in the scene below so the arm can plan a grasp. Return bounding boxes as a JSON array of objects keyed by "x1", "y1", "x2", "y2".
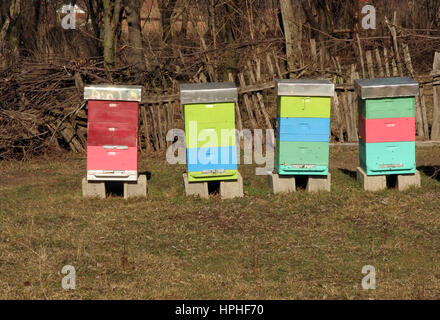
[{"x1": 136, "y1": 47, "x2": 440, "y2": 153}]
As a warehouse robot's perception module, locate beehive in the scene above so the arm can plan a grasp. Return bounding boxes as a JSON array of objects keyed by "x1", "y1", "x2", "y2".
[
  {"x1": 275, "y1": 79, "x2": 334, "y2": 175},
  {"x1": 180, "y1": 82, "x2": 238, "y2": 182},
  {"x1": 84, "y1": 85, "x2": 142, "y2": 181},
  {"x1": 354, "y1": 77, "x2": 419, "y2": 175}
]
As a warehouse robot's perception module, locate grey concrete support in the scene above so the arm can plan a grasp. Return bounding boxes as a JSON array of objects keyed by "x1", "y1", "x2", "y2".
[
  {"x1": 306, "y1": 174, "x2": 331, "y2": 193},
  {"x1": 220, "y1": 172, "x2": 244, "y2": 199},
  {"x1": 82, "y1": 178, "x2": 106, "y2": 198},
  {"x1": 267, "y1": 172, "x2": 296, "y2": 194},
  {"x1": 397, "y1": 170, "x2": 421, "y2": 191},
  {"x1": 183, "y1": 173, "x2": 209, "y2": 199},
  {"x1": 124, "y1": 174, "x2": 147, "y2": 199},
  {"x1": 356, "y1": 167, "x2": 387, "y2": 191}
]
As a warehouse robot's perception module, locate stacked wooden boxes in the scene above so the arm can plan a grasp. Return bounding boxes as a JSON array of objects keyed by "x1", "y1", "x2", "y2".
[
  {"x1": 354, "y1": 77, "x2": 421, "y2": 191},
  {"x1": 180, "y1": 82, "x2": 243, "y2": 199},
  {"x1": 82, "y1": 84, "x2": 147, "y2": 198},
  {"x1": 269, "y1": 79, "x2": 334, "y2": 193}
]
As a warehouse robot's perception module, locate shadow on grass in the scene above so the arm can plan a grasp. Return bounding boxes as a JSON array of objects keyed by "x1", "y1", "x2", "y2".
[
  {"x1": 105, "y1": 181, "x2": 123, "y2": 197},
  {"x1": 139, "y1": 171, "x2": 152, "y2": 180},
  {"x1": 338, "y1": 168, "x2": 357, "y2": 180},
  {"x1": 418, "y1": 166, "x2": 440, "y2": 182},
  {"x1": 105, "y1": 171, "x2": 152, "y2": 197}
]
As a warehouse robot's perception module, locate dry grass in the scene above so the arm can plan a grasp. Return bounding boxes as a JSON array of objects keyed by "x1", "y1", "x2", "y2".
[{"x1": 0, "y1": 146, "x2": 439, "y2": 300}]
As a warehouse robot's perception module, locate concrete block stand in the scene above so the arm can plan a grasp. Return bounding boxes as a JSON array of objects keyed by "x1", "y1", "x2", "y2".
[
  {"x1": 306, "y1": 174, "x2": 331, "y2": 193},
  {"x1": 183, "y1": 172, "x2": 244, "y2": 200},
  {"x1": 220, "y1": 172, "x2": 244, "y2": 199},
  {"x1": 82, "y1": 175, "x2": 148, "y2": 199},
  {"x1": 183, "y1": 173, "x2": 209, "y2": 199},
  {"x1": 268, "y1": 172, "x2": 331, "y2": 194},
  {"x1": 82, "y1": 178, "x2": 106, "y2": 198},
  {"x1": 124, "y1": 174, "x2": 148, "y2": 199},
  {"x1": 267, "y1": 172, "x2": 296, "y2": 194},
  {"x1": 357, "y1": 167, "x2": 421, "y2": 191},
  {"x1": 356, "y1": 167, "x2": 386, "y2": 191},
  {"x1": 397, "y1": 170, "x2": 421, "y2": 191}
]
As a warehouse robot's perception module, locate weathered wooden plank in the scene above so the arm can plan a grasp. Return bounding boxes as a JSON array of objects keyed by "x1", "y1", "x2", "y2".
[
  {"x1": 228, "y1": 72, "x2": 243, "y2": 132},
  {"x1": 403, "y1": 43, "x2": 428, "y2": 138},
  {"x1": 238, "y1": 72, "x2": 258, "y2": 129},
  {"x1": 375, "y1": 48, "x2": 385, "y2": 78},
  {"x1": 140, "y1": 106, "x2": 152, "y2": 152},
  {"x1": 246, "y1": 67, "x2": 263, "y2": 125},
  {"x1": 383, "y1": 47, "x2": 391, "y2": 77},
  {"x1": 350, "y1": 65, "x2": 359, "y2": 142},
  {"x1": 366, "y1": 50, "x2": 375, "y2": 78},
  {"x1": 149, "y1": 104, "x2": 160, "y2": 151},
  {"x1": 310, "y1": 38, "x2": 317, "y2": 63},
  {"x1": 432, "y1": 52, "x2": 440, "y2": 140},
  {"x1": 247, "y1": 63, "x2": 272, "y2": 129},
  {"x1": 386, "y1": 15, "x2": 404, "y2": 77},
  {"x1": 279, "y1": 0, "x2": 303, "y2": 76},
  {"x1": 356, "y1": 34, "x2": 366, "y2": 78},
  {"x1": 332, "y1": 91, "x2": 344, "y2": 142}
]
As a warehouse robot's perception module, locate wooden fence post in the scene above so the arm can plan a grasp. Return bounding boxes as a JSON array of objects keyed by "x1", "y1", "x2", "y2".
[
  {"x1": 432, "y1": 52, "x2": 440, "y2": 140},
  {"x1": 403, "y1": 43, "x2": 428, "y2": 138}
]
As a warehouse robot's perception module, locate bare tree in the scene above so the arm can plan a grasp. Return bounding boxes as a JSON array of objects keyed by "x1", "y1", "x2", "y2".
[
  {"x1": 280, "y1": 0, "x2": 303, "y2": 76},
  {"x1": 123, "y1": 0, "x2": 145, "y2": 71},
  {"x1": 0, "y1": 0, "x2": 21, "y2": 53},
  {"x1": 86, "y1": 0, "x2": 104, "y2": 43},
  {"x1": 103, "y1": 0, "x2": 123, "y2": 69},
  {"x1": 159, "y1": 0, "x2": 178, "y2": 43}
]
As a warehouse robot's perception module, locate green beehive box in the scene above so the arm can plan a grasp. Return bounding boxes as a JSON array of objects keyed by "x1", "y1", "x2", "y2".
[
  {"x1": 275, "y1": 79, "x2": 334, "y2": 175},
  {"x1": 184, "y1": 103, "x2": 235, "y2": 148},
  {"x1": 279, "y1": 96, "x2": 331, "y2": 118},
  {"x1": 180, "y1": 82, "x2": 238, "y2": 182},
  {"x1": 275, "y1": 141, "x2": 330, "y2": 175},
  {"x1": 358, "y1": 96, "x2": 415, "y2": 119},
  {"x1": 354, "y1": 77, "x2": 419, "y2": 176}
]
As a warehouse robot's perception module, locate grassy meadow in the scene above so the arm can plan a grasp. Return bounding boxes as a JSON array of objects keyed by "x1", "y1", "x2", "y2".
[{"x1": 0, "y1": 146, "x2": 439, "y2": 299}]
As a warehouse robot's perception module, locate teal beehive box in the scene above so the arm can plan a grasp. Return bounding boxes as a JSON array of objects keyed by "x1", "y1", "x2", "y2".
[
  {"x1": 354, "y1": 77, "x2": 419, "y2": 176},
  {"x1": 275, "y1": 79, "x2": 334, "y2": 176}
]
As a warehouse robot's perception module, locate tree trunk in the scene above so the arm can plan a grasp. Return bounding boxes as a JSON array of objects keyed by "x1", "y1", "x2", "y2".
[
  {"x1": 432, "y1": 52, "x2": 440, "y2": 140},
  {"x1": 180, "y1": 3, "x2": 189, "y2": 39},
  {"x1": 301, "y1": 0, "x2": 333, "y2": 39},
  {"x1": 222, "y1": 0, "x2": 238, "y2": 79},
  {"x1": 158, "y1": 0, "x2": 177, "y2": 44},
  {"x1": 87, "y1": 0, "x2": 104, "y2": 45},
  {"x1": 103, "y1": 0, "x2": 123, "y2": 69},
  {"x1": 0, "y1": 0, "x2": 21, "y2": 53},
  {"x1": 123, "y1": 0, "x2": 144, "y2": 71},
  {"x1": 280, "y1": 0, "x2": 303, "y2": 76}
]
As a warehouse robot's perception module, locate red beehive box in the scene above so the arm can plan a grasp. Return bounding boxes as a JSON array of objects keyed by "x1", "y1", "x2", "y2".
[
  {"x1": 84, "y1": 85, "x2": 142, "y2": 181},
  {"x1": 358, "y1": 115, "x2": 416, "y2": 143}
]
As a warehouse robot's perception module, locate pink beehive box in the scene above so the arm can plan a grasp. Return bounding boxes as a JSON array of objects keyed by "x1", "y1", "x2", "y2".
[
  {"x1": 84, "y1": 85, "x2": 142, "y2": 181},
  {"x1": 358, "y1": 115, "x2": 416, "y2": 143}
]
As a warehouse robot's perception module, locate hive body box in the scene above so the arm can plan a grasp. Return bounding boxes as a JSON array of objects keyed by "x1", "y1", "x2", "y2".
[
  {"x1": 180, "y1": 82, "x2": 238, "y2": 183},
  {"x1": 275, "y1": 79, "x2": 334, "y2": 176},
  {"x1": 354, "y1": 77, "x2": 418, "y2": 176},
  {"x1": 84, "y1": 85, "x2": 142, "y2": 182}
]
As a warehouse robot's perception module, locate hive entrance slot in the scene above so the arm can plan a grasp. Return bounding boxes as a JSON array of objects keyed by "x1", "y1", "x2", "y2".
[
  {"x1": 208, "y1": 181, "x2": 220, "y2": 195},
  {"x1": 295, "y1": 176, "x2": 308, "y2": 191},
  {"x1": 105, "y1": 181, "x2": 124, "y2": 197},
  {"x1": 386, "y1": 175, "x2": 398, "y2": 189}
]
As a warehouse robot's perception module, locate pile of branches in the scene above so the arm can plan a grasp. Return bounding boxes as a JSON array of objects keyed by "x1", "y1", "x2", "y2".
[{"x1": 0, "y1": 57, "x2": 140, "y2": 160}]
